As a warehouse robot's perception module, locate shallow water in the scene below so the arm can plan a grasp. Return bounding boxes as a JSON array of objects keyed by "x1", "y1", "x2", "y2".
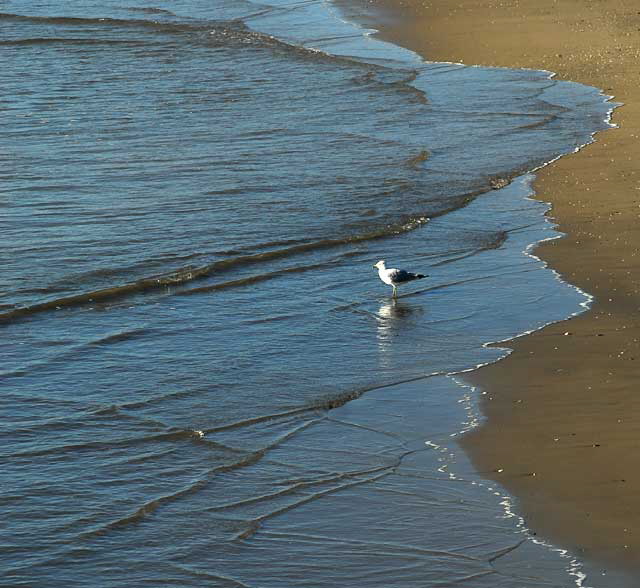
[{"x1": 3, "y1": 1, "x2": 614, "y2": 586}]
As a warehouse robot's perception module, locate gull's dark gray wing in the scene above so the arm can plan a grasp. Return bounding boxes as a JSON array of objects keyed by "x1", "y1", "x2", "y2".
[{"x1": 388, "y1": 269, "x2": 419, "y2": 284}]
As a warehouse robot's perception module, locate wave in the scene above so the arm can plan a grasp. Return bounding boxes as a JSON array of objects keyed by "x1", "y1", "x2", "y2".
[
  {"x1": 0, "y1": 8, "x2": 419, "y2": 79},
  {"x1": 0, "y1": 10, "x2": 335, "y2": 56},
  {"x1": 0, "y1": 216, "x2": 432, "y2": 322},
  {"x1": 2, "y1": 428, "x2": 232, "y2": 459},
  {"x1": 0, "y1": 11, "x2": 206, "y2": 32},
  {"x1": 1, "y1": 167, "x2": 530, "y2": 325},
  {"x1": 0, "y1": 37, "x2": 149, "y2": 46},
  {"x1": 76, "y1": 417, "x2": 323, "y2": 539},
  {"x1": 79, "y1": 474, "x2": 211, "y2": 537}
]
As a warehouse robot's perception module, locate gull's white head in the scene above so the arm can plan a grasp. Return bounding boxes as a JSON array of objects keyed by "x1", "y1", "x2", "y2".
[{"x1": 373, "y1": 260, "x2": 386, "y2": 270}]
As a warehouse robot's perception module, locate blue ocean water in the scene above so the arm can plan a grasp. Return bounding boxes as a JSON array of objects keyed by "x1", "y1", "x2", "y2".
[{"x1": 3, "y1": 1, "x2": 615, "y2": 586}]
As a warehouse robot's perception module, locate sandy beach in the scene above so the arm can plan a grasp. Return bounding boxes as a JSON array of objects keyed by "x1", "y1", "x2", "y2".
[{"x1": 353, "y1": 0, "x2": 640, "y2": 578}]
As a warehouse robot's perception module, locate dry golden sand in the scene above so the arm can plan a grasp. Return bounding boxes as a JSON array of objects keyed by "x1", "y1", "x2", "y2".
[{"x1": 355, "y1": 0, "x2": 640, "y2": 577}]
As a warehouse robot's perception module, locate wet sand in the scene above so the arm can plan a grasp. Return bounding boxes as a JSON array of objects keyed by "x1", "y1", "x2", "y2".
[{"x1": 354, "y1": 0, "x2": 640, "y2": 578}]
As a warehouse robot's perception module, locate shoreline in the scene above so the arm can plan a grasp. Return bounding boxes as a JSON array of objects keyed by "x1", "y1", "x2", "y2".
[{"x1": 344, "y1": 0, "x2": 640, "y2": 580}]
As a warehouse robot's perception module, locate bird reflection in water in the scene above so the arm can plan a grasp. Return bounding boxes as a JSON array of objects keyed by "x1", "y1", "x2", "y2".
[{"x1": 376, "y1": 299, "x2": 421, "y2": 368}]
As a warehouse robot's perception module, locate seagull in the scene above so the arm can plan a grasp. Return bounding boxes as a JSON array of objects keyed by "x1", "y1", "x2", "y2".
[{"x1": 373, "y1": 260, "x2": 426, "y2": 298}]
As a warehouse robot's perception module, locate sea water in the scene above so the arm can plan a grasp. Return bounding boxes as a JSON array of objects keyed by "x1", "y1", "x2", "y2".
[{"x1": 3, "y1": 1, "x2": 615, "y2": 586}]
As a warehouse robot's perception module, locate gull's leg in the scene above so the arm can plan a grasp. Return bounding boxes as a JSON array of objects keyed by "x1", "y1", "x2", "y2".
[{"x1": 392, "y1": 285, "x2": 397, "y2": 298}]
